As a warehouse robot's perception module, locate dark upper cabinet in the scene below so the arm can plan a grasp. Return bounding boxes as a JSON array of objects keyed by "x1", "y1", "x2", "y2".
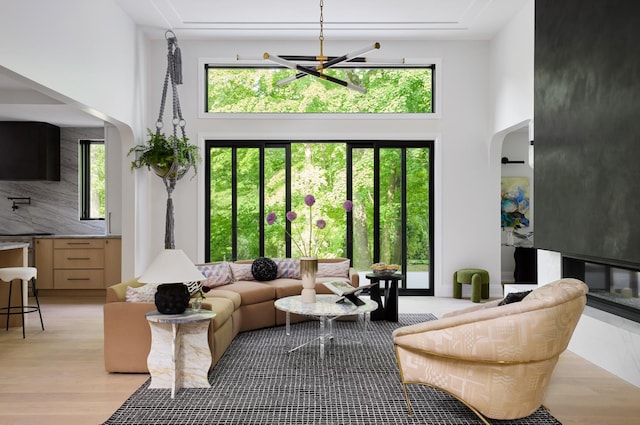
[{"x1": 0, "y1": 121, "x2": 60, "y2": 181}]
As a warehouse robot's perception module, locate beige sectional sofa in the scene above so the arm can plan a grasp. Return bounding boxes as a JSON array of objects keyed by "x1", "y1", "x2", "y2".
[{"x1": 103, "y1": 258, "x2": 359, "y2": 373}]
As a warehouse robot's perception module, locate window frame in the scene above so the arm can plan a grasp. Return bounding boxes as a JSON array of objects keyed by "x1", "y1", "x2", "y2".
[
  {"x1": 198, "y1": 58, "x2": 441, "y2": 119},
  {"x1": 204, "y1": 139, "x2": 434, "y2": 296},
  {"x1": 79, "y1": 139, "x2": 105, "y2": 221}
]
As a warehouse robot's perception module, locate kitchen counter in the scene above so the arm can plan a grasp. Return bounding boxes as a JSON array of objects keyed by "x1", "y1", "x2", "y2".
[
  {"x1": 34, "y1": 235, "x2": 121, "y2": 239},
  {"x1": 0, "y1": 242, "x2": 30, "y2": 251}
]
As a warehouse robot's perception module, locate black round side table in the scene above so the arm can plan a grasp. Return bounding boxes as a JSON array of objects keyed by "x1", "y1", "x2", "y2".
[{"x1": 366, "y1": 272, "x2": 402, "y2": 322}]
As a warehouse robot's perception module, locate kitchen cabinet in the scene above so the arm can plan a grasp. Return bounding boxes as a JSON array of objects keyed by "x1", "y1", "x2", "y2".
[
  {"x1": 53, "y1": 238, "x2": 105, "y2": 289},
  {"x1": 104, "y1": 238, "x2": 122, "y2": 287},
  {"x1": 34, "y1": 239, "x2": 53, "y2": 289},
  {"x1": 34, "y1": 237, "x2": 121, "y2": 291}
]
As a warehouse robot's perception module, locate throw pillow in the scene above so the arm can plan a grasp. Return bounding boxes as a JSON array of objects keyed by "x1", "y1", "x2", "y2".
[
  {"x1": 273, "y1": 258, "x2": 301, "y2": 278},
  {"x1": 197, "y1": 262, "x2": 233, "y2": 288},
  {"x1": 229, "y1": 262, "x2": 255, "y2": 281},
  {"x1": 184, "y1": 280, "x2": 202, "y2": 295},
  {"x1": 125, "y1": 283, "x2": 160, "y2": 303},
  {"x1": 498, "y1": 290, "x2": 532, "y2": 306},
  {"x1": 251, "y1": 257, "x2": 278, "y2": 281},
  {"x1": 317, "y1": 260, "x2": 350, "y2": 278}
]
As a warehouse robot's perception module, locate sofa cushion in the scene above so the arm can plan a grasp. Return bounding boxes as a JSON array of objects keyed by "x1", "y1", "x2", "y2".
[
  {"x1": 204, "y1": 297, "x2": 235, "y2": 331},
  {"x1": 268, "y1": 278, "x2": 304, "y2": 299},
  {"x1": 273, "y1": 258, "x2": 301, "y2": 278},
  {"x1": 219, "y1": 281, "x2": 276, "y2": 305},
  {"x1": 125, "y1": 283, "x2": 160, "y2": 302},
  {"x1": 197, "y1": 262, "x2": 233, "y2": 288},
  {"x1": 230, "y1": 262, "x2": 255, "y2": 281},
  {"x1": 498, "y1": 290, "x2": 532, "y2": 306},
  {"x1": 207, "y1": 288, "x2": 242, "y2": 310},
  {"x1": 251, "y1": 257, "x2": 278, "y2": 281},
  {"x1": 106, "y1": 277, "x2": 143, "y2": 303},
  {"x1": 317, "y1": 259, "x2": 350, "y2": 278}
]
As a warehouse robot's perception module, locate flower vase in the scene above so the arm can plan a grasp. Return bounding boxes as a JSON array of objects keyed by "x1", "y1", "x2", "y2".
[
  {"x1": 191, "y1": 298, "x2": 202, "y2": 312},
  {"x1": 504, "y1": 227, "x2": 515, "y2": 246},
  {"x1": 300, "y1": 257, "x2": 318, "y2": 303}
]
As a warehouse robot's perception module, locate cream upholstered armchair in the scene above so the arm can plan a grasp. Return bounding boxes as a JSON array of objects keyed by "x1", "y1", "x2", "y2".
[{"x1": 393, "y1": 278, "x2": 588, "y2": 423}]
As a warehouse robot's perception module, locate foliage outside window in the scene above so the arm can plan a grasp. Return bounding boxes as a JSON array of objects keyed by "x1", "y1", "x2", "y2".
[
  {"x1": 79, "y1": 140, "x2": 105, "y2": 220},
  {"x1": 206, "y1": 66, "x2": 434, "y2": 113},
  {"x1": 207, "y1": 141, "x2": 433, "y2": 295}
]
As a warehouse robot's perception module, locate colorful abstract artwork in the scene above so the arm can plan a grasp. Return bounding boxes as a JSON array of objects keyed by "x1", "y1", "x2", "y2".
[{"x1": 501, "y1": 177, "x2": 530, "y2": 228}]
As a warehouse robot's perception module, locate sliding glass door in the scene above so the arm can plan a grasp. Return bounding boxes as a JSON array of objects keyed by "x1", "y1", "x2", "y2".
[
  {"x1": 349, "y1": 143, "x2": 433, "y2": 294},
  {"x1": 206, "y1": 140, "x2": 433, "y2": 295}
]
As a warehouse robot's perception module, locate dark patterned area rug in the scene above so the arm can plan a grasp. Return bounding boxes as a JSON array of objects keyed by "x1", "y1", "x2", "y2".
[{"x1": 103, "y1": 314, "x2": 561, "y2": 425}]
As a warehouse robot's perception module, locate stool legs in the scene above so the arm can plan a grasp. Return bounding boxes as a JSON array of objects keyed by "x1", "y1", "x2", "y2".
[
  {"x1": 454, "y1": 270, "x2": 490, "y2": 303},
  {"x1": 32, "y1": 278, "x2": 45, "y2": 332},
  {"x1": 481, "y1": 279, "x2": 490, "y2": 300},
  {"x1": 19, "y1": 278, "x2": 25, "y2": 338},
  {"x1": 453, "y1": 272, "x2": 462, "y2": 299},
  {"x1": 2, "y1": 278, "x2": 45, "y2": 338},
  {"x1": 5, "y1": 279, "x2": 11, "y2": 331},
  {"x1": 470, "y1": 274, "x2": 482, "y2": 303}
]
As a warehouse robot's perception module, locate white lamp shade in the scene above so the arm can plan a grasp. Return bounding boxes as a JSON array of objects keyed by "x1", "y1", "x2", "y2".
[{"x1": 138, "y1": 249, "x2": 204, "y2": 284}]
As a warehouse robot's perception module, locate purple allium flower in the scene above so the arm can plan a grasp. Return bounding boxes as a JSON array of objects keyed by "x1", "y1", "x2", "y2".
[
  {"x1": 286, "y1": 211, "x2": 297, "y2": 222},
  {"x1": 266, "y1": 212, "x2": 277, "y2": 225},
  {"x1": 316, "y1": 219, "x2": 326, "y2": 229},
  {"x1": 343, "y1": 200, "x2": 353, "y2": 212},
  {"x1": 304, "y1": 194, "x2": 316, "y2": 207}
]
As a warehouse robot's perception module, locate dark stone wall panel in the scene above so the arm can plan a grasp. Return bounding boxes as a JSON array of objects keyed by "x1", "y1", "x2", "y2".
[{"x1": 534, "y1": 0, "x2": 640, "y2": 266}]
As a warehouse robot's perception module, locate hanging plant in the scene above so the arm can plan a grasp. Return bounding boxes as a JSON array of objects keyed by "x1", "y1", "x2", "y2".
[
  {"x1": 126, "y1": 30, "x2": 201, "y2": 249},
  {"x1": 128, "y1": 129, "x2": 201, "y2": 179}
]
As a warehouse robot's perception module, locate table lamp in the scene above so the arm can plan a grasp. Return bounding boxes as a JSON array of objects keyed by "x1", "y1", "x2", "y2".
[{"x1": 138, "y1": 249, "x2": 205, "y2": 314}]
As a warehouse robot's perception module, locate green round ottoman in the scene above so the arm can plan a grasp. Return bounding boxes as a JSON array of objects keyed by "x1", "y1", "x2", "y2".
[{"x1": 453, "y1": 269, "x2": 490, "y2": 303}]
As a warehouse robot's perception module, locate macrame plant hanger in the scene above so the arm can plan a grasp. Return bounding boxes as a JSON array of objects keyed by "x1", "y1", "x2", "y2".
[{"x1": 156, "y1": 30, "x2": 187, "y2": 249}]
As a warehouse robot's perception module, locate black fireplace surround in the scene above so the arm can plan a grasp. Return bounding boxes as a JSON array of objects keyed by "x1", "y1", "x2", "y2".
[{"x1": 534, "y1": 0, "x2": 640, "y2": 324}]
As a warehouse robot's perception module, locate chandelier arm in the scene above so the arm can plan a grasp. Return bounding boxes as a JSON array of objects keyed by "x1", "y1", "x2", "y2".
[
  {"x1": 265, "y1": 53, "x2": 366, "y2": 93},
  {"x1": 276, "y1": 43, "x2": 380, "y2": 86}
]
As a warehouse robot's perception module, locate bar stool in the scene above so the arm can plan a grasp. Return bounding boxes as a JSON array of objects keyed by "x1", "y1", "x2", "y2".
[{"x1": 0, "y1": 267, "x2": 44, "y2": 338}]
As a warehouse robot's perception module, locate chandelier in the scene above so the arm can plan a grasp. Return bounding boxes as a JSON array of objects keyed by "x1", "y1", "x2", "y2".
[{"x1": 263, "y1": 0, "x2": 380, "y2": 93}]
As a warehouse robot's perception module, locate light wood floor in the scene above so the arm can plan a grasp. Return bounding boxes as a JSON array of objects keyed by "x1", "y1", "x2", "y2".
[{"x1": 0, "y1": 296, "x2": 639, "y2": 425}]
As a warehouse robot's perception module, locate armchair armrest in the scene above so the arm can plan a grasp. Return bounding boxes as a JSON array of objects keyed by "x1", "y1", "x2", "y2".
[{"x1": 394, "y1": 292, "x2": 586, "y2": 363}]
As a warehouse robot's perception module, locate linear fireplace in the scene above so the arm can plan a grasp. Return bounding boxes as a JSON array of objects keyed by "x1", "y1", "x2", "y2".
[{"x1": 563, "y1": 256, "x2": 640, "y2": 323}]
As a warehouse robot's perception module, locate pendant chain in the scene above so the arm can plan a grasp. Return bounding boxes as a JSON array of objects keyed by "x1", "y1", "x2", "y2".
[{"x1": 319, "y1": 0, "x2": 324, "y2": 59}]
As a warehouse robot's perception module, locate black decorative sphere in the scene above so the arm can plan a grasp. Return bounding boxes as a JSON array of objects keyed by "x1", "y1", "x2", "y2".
[
  {"x1": 154, "y1": 283, "x2": 191, "y2": 314},
  {"x1": 251, "y1": 257, "x2": 278, "y2": 281}
]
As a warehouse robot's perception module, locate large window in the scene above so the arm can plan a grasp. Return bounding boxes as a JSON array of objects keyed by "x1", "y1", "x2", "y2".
[
  {"x1": 79, "y1": 140, "x2": 105, "y2": 220},
  {"x1": 206, "y1": 65, "x2": 434, "y2": 113},
  {"x1": 206, "y1": 140, "x2": 433, "y2": 295}
]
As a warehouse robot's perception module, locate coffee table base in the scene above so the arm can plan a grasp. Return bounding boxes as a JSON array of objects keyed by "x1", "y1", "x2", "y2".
[{"x1": 284, "y1": 310, "x2": 371, "y2": 359}]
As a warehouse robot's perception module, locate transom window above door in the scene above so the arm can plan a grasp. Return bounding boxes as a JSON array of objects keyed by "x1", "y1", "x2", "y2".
[{"x1": 205, "y1": 65, "x2": 435, "y2": 114}]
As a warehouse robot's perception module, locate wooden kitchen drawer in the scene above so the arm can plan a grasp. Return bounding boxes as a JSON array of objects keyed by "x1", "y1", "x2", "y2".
[
  {"x1": 53, "y1": 248, "x2": 104, "y2": 269},
  {"x1": 53, "y1": 239, "x2": 105, "y2": 249},
  {"x1": 54, "y1": 269, "x2": 105, "y2": 289}
]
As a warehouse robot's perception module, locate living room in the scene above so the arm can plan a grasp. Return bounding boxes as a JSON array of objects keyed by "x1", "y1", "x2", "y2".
[{"x1": 1, "y1": 0, "x2": 640, "y2": 424}]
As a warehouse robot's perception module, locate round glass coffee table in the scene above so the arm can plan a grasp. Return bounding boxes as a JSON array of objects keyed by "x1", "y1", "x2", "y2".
[{"x1": 274, "y1": 294, "x2": 378, "y2": 359}]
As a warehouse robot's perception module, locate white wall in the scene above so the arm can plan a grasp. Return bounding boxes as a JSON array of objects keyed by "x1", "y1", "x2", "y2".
[
  {"x1": 490, "y1": 0, "x2": 535, "y2": 135},
  {"x1": 142, "y1": 38, "x2": 496, "y2": 297},
  {"x1": 0, "y1": 0, "x2": 148, "y2": 278},
  {"x1": 487, "y1": 0, "x2": 535, "y2": 290}
]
